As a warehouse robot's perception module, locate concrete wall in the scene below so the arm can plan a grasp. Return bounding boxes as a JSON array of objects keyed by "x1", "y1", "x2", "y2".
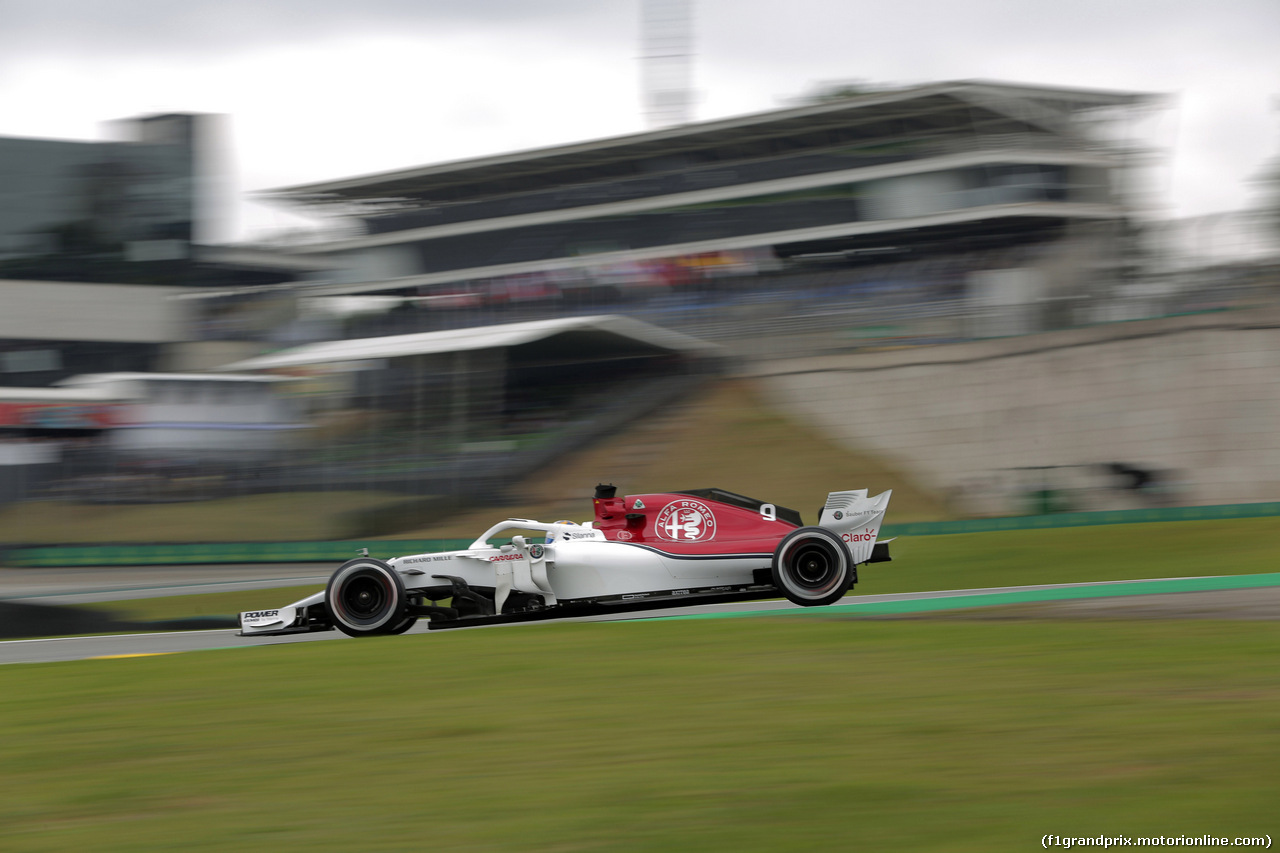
[
  {"x1": 0, "y1": 280, "x2": 186, "y2": 343},
  {"x1": 749, "y1": 309, "x2": 1280, "y2": 512},
  {"x1": 162, "y1": 341, "x2": 266, "y2": 373}
]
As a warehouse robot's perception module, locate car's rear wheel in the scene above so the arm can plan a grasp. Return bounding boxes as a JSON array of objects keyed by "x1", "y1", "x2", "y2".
[
  {"x1": 325, "y1": 559, "x2": 407, "y2": 636},
  {"x1": 771, "y1": 527, "x2": 853, "y2": 606}
]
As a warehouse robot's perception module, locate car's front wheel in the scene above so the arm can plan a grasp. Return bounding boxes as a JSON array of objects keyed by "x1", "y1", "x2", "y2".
[
  {"x1": 325, "y1": 559, "x2": 407, "y2": 636},
  {"x1": 771, "y1": 527, "x2": 853, "y2": 607},
  {"x1": 384, "y1": 616, "x2": 418, "y2": 635}
]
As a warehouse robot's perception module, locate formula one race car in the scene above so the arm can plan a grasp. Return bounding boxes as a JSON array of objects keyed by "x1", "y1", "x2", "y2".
[{"x1": 240, "y1": 485, "x2": 892, "y2": 637}]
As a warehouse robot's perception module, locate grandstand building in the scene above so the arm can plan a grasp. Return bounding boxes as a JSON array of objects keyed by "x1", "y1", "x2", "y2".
[
  {"x1": 0, "y1": 114, "x2": 209, "y2": 276},
  {"x1": 261, "y1": 79, "x2": 1161, "y2": 324},
  {"x1": 0, "y1": 114, "x2": 328, "y2": 382}
]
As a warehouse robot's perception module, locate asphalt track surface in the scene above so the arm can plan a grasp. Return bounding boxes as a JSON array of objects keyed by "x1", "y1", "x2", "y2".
[{"x1": 3, "y1": 569, "x2": 1279, "y2": 665}]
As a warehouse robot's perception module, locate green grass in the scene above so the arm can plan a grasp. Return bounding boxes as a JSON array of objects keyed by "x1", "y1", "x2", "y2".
[
  {"x1": 76, "y1": 585, "x2": 322, "y2": 624},
  {"x1": 859, "y1": 515, "x2": 1280, "y2": 596},
  {"x1": 1, "y1": 618, "x2": 1277, "y2": 851}
]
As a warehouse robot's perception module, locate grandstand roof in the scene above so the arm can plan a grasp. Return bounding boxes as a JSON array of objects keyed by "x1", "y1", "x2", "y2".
[
  {"x1": 218, "y1": 314, "x2": 718, "y2": 372},
  {"x1": 264, "y1": 80, "x2": 1159, "y2": 210}
]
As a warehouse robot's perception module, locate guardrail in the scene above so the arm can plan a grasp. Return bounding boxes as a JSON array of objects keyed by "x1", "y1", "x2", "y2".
[{"x1": 4, "y1": 501, "x2": 1279, "y2": 568}]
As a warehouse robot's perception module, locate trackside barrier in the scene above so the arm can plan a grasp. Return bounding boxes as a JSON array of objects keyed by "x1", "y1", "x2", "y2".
[{"x1": 3, "y1": 502, "x2": 1279, "y2": 568}]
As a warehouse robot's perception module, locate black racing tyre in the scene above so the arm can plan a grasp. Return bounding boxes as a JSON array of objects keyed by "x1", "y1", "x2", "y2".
[
  {"x1": 385, "y1": 613, "x2": 419, "y2": 635},
  {"x1": 771, "y1": 527, "x2": 853, "y2": 607},
  {"x1": 385, "y1": 595, "x2": 423, "y2": 634},
  {"x1": 325, "y1": 559, "x2": 407, "y2": 637}
]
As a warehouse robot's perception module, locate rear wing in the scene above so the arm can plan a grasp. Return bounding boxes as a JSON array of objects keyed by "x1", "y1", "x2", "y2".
[{"x1": 817, "y1": 489, "x2": 892, "y2": 564}]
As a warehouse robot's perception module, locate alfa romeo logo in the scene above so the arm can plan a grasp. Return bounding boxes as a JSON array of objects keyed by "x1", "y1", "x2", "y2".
[{"x1": 655, "y1": 499, "x2": 717, "y2": 542}]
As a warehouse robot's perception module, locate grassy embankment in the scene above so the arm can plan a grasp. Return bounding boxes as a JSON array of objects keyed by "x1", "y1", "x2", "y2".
[
  {"x1": 385, "y1": 378, "x2": 949, "y2": 540},
  {"x1": 0, "y1": 380, "x2": 949, "y2": 546},
  {"x1": 0, "y1": 491, "x2": 411, "y2": 545},
  {"x1": 1, "y1": 618, "x2": 1276, "y2": 850}
]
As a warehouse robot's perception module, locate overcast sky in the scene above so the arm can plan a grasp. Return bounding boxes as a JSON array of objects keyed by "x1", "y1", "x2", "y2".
[{"x1": 1, "y1": 0, "x2": 1276, "y2": 243}]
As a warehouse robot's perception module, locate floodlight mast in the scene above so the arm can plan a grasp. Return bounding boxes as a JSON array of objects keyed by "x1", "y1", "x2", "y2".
[{"x1": 641, "y1": 0, "x2": 694, "y2": 128}]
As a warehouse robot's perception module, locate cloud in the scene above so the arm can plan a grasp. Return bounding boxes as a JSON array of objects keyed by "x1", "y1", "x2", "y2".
[
  {"x1": 0, "y1": 0, "x2": 626, "y2": 64},
  {"x1": 1, "y1": 0, "x2": 1276, "y2": 229}
]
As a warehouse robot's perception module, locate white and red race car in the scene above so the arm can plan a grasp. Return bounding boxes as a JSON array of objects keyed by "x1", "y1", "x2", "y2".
[{"x1": 240, "y1": 485, "x2": 892, "y2": 637}]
